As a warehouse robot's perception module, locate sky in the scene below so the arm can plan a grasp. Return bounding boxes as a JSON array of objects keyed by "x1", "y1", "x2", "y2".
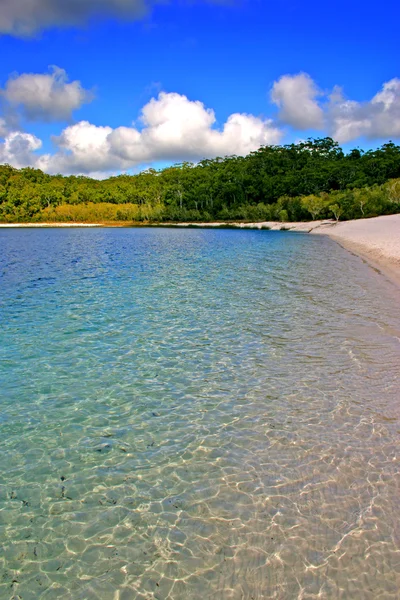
[{"x1": 0, "y1": 0, "x2": 399, "y2": 177}]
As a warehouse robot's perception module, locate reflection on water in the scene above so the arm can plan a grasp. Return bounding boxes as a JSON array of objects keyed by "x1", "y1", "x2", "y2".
[{"x1": 0, "y1": 227, "x2": 399, "y2": 599}]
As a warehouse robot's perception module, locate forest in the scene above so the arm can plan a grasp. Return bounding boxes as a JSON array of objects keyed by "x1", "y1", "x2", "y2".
[{"x1": 1, "y1": 138, "x2": 400, "y2": 224}]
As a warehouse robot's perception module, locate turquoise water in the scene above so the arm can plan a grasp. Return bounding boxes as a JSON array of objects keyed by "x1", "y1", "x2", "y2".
[{"x1": 0, "y1": 227, "x2": 400, "y2": 599}]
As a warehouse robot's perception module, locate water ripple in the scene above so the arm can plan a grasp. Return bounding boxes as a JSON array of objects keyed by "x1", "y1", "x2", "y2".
[{"x1": 0, "y1": 228, "x2": 399, "y2": 599}]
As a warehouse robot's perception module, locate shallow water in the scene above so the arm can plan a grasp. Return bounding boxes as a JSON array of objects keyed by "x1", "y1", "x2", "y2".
[{"x1": 0, "y1": 227, "x2": 399, "y2": 599}]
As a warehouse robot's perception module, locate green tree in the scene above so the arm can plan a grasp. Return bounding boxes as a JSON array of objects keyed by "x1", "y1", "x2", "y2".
[
  {"x1": 329, "y1": 204, "x2": 342, "y2": 222},
  {"x1": 301, "y1": 194, "x2": 327, "y2": 220}
]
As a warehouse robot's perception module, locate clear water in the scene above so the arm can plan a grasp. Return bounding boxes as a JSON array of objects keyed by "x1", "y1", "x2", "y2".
[{"x1": 0, "y1": 227, "x2": 400, "y2": 600}]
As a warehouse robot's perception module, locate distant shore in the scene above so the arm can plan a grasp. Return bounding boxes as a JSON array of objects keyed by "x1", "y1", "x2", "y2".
[
  {"x1": 0, "y1": 222, "x2": 102, "y2": 227},
  {"x1": 1, "y1": 215, "x2": 399, "y2": 286}
]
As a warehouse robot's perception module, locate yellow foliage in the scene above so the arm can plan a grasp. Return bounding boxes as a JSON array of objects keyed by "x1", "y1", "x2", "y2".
[{"x1": 41, "y1": 202, "x2": 164, "y2": 223}]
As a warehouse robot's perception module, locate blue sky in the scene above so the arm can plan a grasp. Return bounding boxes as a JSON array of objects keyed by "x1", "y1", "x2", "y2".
[{"x1": 0, "y1": 0, "x2": 399, "y2": 176}]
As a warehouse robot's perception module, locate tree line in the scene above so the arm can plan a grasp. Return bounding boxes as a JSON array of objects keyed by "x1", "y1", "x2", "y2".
[{"x1": 1, "y1": 137, "x2": 400, "y2": 223}]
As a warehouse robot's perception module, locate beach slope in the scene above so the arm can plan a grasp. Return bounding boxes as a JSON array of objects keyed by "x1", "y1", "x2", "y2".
[{"x1": 311, "y1": 214, "x2": 400, "y2": 286}]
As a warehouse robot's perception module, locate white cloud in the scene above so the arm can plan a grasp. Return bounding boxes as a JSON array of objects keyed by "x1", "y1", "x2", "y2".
[
  {"x1": 0, "y1": 0, "x2": 150, "y2": 37},
  {"x1": 0, "y1": 131, "x2": 44, "y2": 168},
  {"x1": 3, "y1": 66, "x2": 93, "y2": 122},
  {"x1": 45, "y1": 121, "x2": 119, "y2": 173},
  {"x1": 271, "y1": 72, "x2": 400, "y2": 143},
  {"x1": 2, "y1": 77, "x2": 400, "y2": 177},
  {"x1": 108, "y1": 92, "x2": 282, "y2": 164},
  {"x1": 39, "y1": 91, "x2": 283, "y2": 174},
  {"x1": 271, "y1": 73, "x2": 324, "y2": 130},
  {"x1": 328, "y1": 79, "x2": 400, "y2": 142}
]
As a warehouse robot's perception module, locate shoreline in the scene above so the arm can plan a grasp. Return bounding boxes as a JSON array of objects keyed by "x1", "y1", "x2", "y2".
[
  {"x1": 0, "y1": 222, "x2": 103, "y2": 227},
  {"x1": 310, "y1": 215, "x2": 400, "y2": 288},
  {"x1": 1, "y1": 215, "x2": 399, "y2": 287},
  {"x1": 325, "y1": 235, "x2": 400, "y2": 288}
]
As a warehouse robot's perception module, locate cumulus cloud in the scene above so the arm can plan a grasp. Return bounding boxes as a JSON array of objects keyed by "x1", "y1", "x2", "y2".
[
  {"x1": 2, "y1": 77, "x2": 400, "y2": 177},
  {"x1": 0, "y1": 0, "x2": 150, "y2": 37},
  {"x1": 38, "y1": 91, "x2": 283, "y2": 174},
  {"x1": 271, "y1": 72, "x2": 400, "y2": 143},
  {"x1": 48, "y1": 121, "x2": 118, "y2": 173},
  {"x1": 328, "y1": 79, "x2": 400, "y2": 142},
  {"x1": 0, "y1": 131, "x2": 44, "y2": 168},
  {"x1": 271, "y1": 73, "x2": 324, "y2": 130},
  {"x1": 3, "y1": 66, "x2": 93, "y2": 122}
]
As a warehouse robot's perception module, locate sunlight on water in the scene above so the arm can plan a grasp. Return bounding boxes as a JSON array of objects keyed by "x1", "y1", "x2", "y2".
[{"x1": 0, "y1": 228, "x2": 399, "y2": 599}]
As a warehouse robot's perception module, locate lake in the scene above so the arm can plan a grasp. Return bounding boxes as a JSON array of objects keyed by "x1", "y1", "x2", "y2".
[{"x1": 1, "y1": 227, "x2": 399, "y2": 599}]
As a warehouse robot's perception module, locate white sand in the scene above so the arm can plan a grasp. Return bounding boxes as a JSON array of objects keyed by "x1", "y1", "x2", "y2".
[{"x1": 172, "y1": 220, "x2": 329, "y2": 232}]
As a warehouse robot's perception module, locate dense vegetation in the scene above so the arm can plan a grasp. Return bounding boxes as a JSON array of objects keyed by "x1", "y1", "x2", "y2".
[{"x1": 1, "y1": 138, "x2": 400, "y2": 223}]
